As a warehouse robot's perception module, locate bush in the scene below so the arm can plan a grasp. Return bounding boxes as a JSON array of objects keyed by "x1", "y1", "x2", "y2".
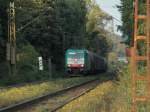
[
  {"x1": 0, "y1": 44, "x2": 51, "y2": 85},
  {"x1": 17, "y1": 44, "x2": 52, "y2": 82}
]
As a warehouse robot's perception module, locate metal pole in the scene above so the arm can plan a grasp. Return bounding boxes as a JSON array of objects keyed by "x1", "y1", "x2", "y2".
[
  {"x1": 7, "y1": 1, "x2": 16, "y2": 76},
  {"x1": 131, "y1": 0, "x2": 150, "y2": 111}
]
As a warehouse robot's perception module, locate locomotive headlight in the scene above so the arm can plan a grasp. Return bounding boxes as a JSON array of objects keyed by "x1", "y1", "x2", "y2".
[
  {"x1": 81, "y1": 64, "x2": 84, "y2": 67},
  {"x1": 74, "y1": 58, "x2": 78, "y2": 62},
  {"x1": 68, "y1": 64, "x2": 71, "y2": 67}
]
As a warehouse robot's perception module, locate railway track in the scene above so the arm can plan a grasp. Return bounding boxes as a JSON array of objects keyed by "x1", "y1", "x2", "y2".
[
  {"x1": 51, "y1": 81, "x2": 99, "y2": 112},
  {"x1": 0, "y1": 79, "x2": 100, "y2": 112}
]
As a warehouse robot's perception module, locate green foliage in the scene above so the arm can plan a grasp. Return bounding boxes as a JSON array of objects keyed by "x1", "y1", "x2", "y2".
[
  {"x1": 59, "y1": 80, "x2": 114, "y2": 112},
  {"x1": 109, "y1": 66, "x2": 131, "y2": 112},
  {"x1": 15, "y1": 0, "x2": 87, "y2": 70},
  {"x1": 0, "y1": 76, "x2": 96, "y2": 107},
  {"x1": 15, "y1": 44, "x2": 48, "y2": 82},
  {"x1": 0, "y1": 19, "x2": 2, "y2": 36},
  {"x1": 86, "y1": 1, "x2": 113, "y2": 57},
  {"x1": 0, "y1": 0, "x2": 9, "y2": 62},
  {"x1": 117, "y1": 0, "x2": 133, "y2": 45},
  {"x1": 56, "y1": 0, "x2": 87, "y2": 49},
  {"x1": 108, "y1": 52, "x2": 118, "y2": 71},
  {"x1": 118, "y1": 0, "x2": 146, "y2": 45},
  {"x1": 0, "y1": 4, "x2": 9, "y2": 83},
  {"x1": 0, "y1": 18, "x2": 4, "y2": 61},
  {"x1": 0, "y1": 0, "x2": 114, "y2": 85}
]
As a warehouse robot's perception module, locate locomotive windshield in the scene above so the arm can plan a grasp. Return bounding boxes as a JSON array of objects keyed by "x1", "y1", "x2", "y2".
[{"x1": 67, "y1": 52, "x2": 84, "y2": 64}]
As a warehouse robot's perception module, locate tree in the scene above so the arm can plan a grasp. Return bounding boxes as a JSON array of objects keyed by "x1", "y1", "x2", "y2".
[
  {"x1": 117, "y1": 0, "x2": 146, "y2": 45},
  {"x1": 15, "y1": 0, "x2": 87, "y2": 70},
  {"x1": 0, "y1": 0, "x2": 9, "y2": 62},
  {"x1": 56, "y1": 0, "x2": 87, "y2": 49},
  {"x1": 85, "y1": 1, "x2": 113, "y2": 57},
  {"x1": 0, "y1": 0, "x2": 114, "y2": 84}
]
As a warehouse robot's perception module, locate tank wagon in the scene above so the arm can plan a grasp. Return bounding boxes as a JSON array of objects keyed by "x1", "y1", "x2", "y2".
[{"x1": 65, "y1": 49, "x2": 107, "y2": 74}]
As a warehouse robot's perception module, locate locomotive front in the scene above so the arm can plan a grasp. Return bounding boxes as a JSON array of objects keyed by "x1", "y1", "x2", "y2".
[{"x1": 66, "y1": 50, "x2": 85, "y2": 74}]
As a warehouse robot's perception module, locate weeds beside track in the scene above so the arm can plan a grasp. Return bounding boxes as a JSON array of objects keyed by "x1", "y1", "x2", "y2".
[
  {"x1": 0, "y1": 76, "x2": 97, "y2": 108},
  {"x1": 0, "y1": 79, "x2": 100, "y2": 112}
]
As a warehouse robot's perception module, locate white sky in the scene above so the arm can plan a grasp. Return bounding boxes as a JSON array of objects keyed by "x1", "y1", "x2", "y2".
[{"x1": 95, "y1": 0, "x2": 122, "y2": 35}]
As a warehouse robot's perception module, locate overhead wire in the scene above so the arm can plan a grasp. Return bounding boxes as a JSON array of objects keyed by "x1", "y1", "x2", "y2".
[
  {"x1": 16, "y1": 2, "x2": 53, "y2": 33},
  {"x1": 111, "y1": 16, "x2": 122, "y2": 24},
  {"x1": 16, "y1": 1, "x2": 123, "y2": 33}
]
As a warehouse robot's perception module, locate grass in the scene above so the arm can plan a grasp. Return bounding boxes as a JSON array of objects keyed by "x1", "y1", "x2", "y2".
[
  {"x1": 17, "y1": 91, "x2": 72, "y2": 112},
  {"x1": 0, "y1": 76, "x2": 97, "y2": 108},
  {"x1": 5, "y1": 64, "x2": 146, "y2": 112},
  {"x1": 58, "y1": 65, "x2": 132, "y2": 112},
  {"x1": 111, "y1": 65, "x2": 150, "y2": 112},
  {"x1": 110, "y1": 66, "x2": 131, "y2": 112},
  {"x1": 59, "y1": 81, "x2": 115, "y2": 112}
]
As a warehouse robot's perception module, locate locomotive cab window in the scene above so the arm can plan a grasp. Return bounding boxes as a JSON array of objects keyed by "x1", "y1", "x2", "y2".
[{"x1": 67, "y1": 52, "x2": 85, "y2": 65}]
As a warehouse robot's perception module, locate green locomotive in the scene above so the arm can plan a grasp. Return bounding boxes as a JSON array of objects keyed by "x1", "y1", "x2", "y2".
[{"x1": 65, "y1": 49, "x2": 107, "y2": 74}]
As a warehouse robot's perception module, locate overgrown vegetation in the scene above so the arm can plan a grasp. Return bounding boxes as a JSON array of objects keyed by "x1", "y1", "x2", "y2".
[
  {"x1": 0, "y1": 0, "x2": 114, "y2": 85},
  {"x1": 0, "y1": 76, "x2": 96, "y2": 108},
  {"x1": 118, "y1": 1, "x2": 149, "y2": 111},
  {"x1": 59, "y1": 81, "x2": 114, "y2": 112},
  {"x1": 118, "y1": 0, "x2": 146, "y2": 45},
  {"x1": 55, "y1": 66, "x2": 129, "y2": 112},
  {"x1": 109, "y1": 66, "x2": 131, "y2": 112},
  {"x1": 111, "y1": 66, "x2": 150, "y2": 112}
]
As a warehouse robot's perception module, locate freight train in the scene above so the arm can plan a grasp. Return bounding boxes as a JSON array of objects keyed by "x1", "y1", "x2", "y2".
[{"x1": 65, "y1": 49, "x2": 107, "y2": 74}]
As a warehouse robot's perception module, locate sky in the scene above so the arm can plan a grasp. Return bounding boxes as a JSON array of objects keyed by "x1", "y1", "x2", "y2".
[{"x1": 95, "y1": 0, "x2": 122, "y2": 35}]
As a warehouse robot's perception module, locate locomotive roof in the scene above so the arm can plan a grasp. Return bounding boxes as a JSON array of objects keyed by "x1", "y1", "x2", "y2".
[
  {"x1": 66, "y1": 49, "x2": 88, "y2": 53},
  {"x1": 66, "y1": 49, "x2": 106, "y2": 62},
  {"x1": 66, "y1": 49, "x2": 104, "y2": 58}
]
